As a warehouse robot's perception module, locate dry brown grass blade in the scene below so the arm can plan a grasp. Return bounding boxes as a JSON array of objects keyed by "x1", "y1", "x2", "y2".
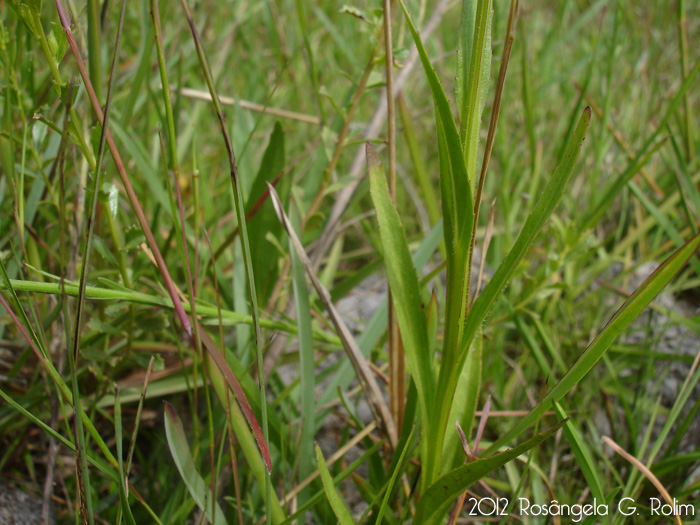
[
  {"x1": 178, "y1": 87, "x2": 321, "y2": 124},
  {"x1": 267, "y1": 183, "x2": 398, "y2": 449},
  {"x1": 602, "y1": 436, "x2": 682, "y2": 525}
]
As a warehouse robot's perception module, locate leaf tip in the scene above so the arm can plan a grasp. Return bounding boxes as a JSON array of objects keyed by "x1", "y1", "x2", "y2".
[
  {"x1": 163, "y1": 400, "x2": 176, "y2": 420},
  {"x1": 583, "y1": 105, "x2": 592, "y2": 123}
]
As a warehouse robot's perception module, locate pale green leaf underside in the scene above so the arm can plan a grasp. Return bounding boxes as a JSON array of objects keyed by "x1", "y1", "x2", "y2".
[{"x1": 164, "y1": 402, "x2": 228, "y2": 525}]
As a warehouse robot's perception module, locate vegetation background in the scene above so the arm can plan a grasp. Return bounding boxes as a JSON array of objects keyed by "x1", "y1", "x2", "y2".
[{"x1": 0, "y1": 0, "x2": 699, "y2": 523}]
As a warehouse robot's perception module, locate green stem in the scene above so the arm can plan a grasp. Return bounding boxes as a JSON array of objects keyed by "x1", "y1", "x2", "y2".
[{"x1": 87, "y1": 0, "x2": 103, "y2": 101}]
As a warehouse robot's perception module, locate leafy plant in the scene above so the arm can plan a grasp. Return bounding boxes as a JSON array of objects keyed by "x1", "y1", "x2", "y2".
[{"x1": 0, "y1": 0, "x2": 698, "y2": 523}]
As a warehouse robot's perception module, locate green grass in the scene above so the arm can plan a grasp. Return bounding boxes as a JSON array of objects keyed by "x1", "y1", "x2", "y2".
[{"x1": 1, "y1": 0, "x2": 699, "y2": 523}]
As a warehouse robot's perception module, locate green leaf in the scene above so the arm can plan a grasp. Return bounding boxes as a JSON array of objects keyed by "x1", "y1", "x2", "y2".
[
  {"x1": 441, "y1": 327, "x2": 482, "y2": 474},
  {"x1": 398, "y1": 0, "x2": 473, "y2": 261},
  {"x1": 487, "y1": 230, "x2": 700, "y2": 453},
  {"x1": 375, "y1": 425, "x2": 416, "y2": 524},
  {"x1": 367, "y1": 142, "x2": 435, "y2": 417},
  {"x1": 163, "y1": 402, "x2": 228, "y2": 525},
  {"x1": 114, "y1": 390, "x2": 137, "y2": 525},
  {"x1": 315, "y1": 445, "x2": 355, "y2": 525},
  {"x1": 415, "y1": 419, "x2": 567, "y2": 523},
  {"x1": 398, "y1": 0, "x2": 476, "y2": 487},
  {"x1": 553, "y1": 402, "x2": 607, "y2": 520},
  {"x1": 464, "y1": 107, "x2": 591, "y2": 356},
  {"x1": 457, "y1": 0, "x2": 493, "y2": 184},
  {"x1": 247, "y1": 122, "x2": 286, "y2": 303},
  {"x1": 289, "y1": 201, "x2": 315, "y2": 509}
]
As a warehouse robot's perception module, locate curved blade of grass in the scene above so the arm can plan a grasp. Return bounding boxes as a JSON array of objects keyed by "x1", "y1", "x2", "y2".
[
  {"x1": 375, "y1": 424, "x2": 416, "y2": 525},
  {"x1": 487, "y1": 230, "x2": 700, "y2": 453},
  {"x1": 281, "y1": 439, "x2": 383, "y2": 525},
  {"x1": 289, "y1": 201, "x2": 315, "y2": 511},
  {"x1": 553, "y1": 402, "x2": 607, "y2": 521},
  {"x1": 315, "y1": 444, "x2": 354, "y2": 525},
  {"x1": 163, "y1": 402, "x2": 228, "y2": 525},
  {"x1": 464, "y1": 107, "x2": 591, "y2": 357},
  {"x1": 367, "y1": 142, "x2": 434, "y2": 419},
  {"x1": 114, "y1": 388, "x2": 137, "y2": 525},
  {"x1": 415, "y1": 419, "x2": 567, "y2": 524}
]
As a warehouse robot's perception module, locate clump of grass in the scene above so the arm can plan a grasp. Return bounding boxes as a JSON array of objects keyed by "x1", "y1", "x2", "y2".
[{"x1": 0, "y1": 0, "x2": 698, "y2": 523}]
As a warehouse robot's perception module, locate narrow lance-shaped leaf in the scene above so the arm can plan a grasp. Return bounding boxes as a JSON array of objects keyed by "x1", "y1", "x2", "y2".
[
  {"x1": 487, "y1": 230, "x2": 700, "y2": 453},
  {"x1": 315, "y1": 445, "x2": 354, "y2": 525},
  {"x1": 465, "y1": 107, "x2": 591, "y2": 357},
  {"x1": 398, "y1": 0, "x2": 473, "y2": 258},
  {"x1": 164, "y1": 402, "x2": 228, "y2": 525},
  {"x1": 415, "y1": 419, "x2": 567, "y2": 523},
  {"x1": 289, "y1": 201, "x2": 315, "y2": 506},
  {"x1": 441, "y1": 326, "x2": 482, "y2": 474},
  {"x1": 367, "y1": 143, "x2": 435, "y2": 417},
  {"x1": 553, "y1": 402, "x2": 607, "y2": 513},
  {"x1": 458, "y1": 0, "x2": 493, "y2": 185}
]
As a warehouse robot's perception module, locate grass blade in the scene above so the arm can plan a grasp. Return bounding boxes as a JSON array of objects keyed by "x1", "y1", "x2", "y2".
[
  {"x1": 397, "y1": 0, "x2": 473, "y2": 263},
  {"x1": 289, "y1": 201, "x2": 315, "y2": 512},
  {"x1": 163, "y1": 402, "x2": 228, "y2": 525},
  {"x1": 375, "y1": 424, "x2": 416, "y2": 525},
  {"x1": 427, "y1": 107, "x2": 589, "y2": 480},
  {"x1": 415, "y1": 419, "x2": 567, "y2": 524},
  {"x1": 315, "y1": 445, "x2": 354, "y2": 525},
  {"x1": 398, "y1": 0, "x2": 476, "y2": 487},
  {"x1": 115, "y1": 388, "x2": 137, "y2": 525},
  {"x1": 487, "y1": 229, "x2": 700, "y2": 453},
  {"x1": 464, "y1": 107, "x2": 591, "y2": 353},
  {"x1": 553, "y1": 402, "x2": 607, "y2": 517}
]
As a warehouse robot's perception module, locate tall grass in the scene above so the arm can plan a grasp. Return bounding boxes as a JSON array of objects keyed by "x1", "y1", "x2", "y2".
[{"x1": 0, "y1": 0, "x2": 698, "y2": 523}]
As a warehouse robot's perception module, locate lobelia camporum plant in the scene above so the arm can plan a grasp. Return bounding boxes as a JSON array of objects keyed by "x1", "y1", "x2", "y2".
[{"x1": 358, "y1": 0, "x2": 700, "y2": 523}]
